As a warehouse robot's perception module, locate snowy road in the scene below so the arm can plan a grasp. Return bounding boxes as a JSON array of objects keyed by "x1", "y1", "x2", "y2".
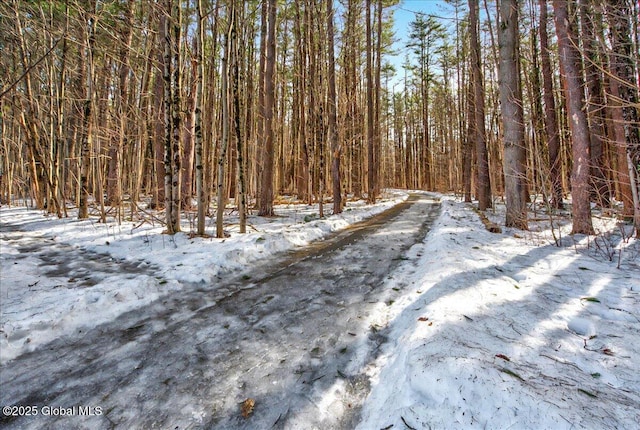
[{"x1": 1, "y1": 194, "x2": 440, "y2": 429}]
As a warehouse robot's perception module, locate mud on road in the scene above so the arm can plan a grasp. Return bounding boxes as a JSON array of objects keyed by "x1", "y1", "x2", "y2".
[{"x1": 1, "y1": 194, "x2": 440, "y2": 429}]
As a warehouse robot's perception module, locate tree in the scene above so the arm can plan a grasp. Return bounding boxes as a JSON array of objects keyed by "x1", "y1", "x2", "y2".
[
  {"x1": 78, "y1": 0, "x2": 97, "y2": 220},
  {"x1": 553, "y1": 0, "x2": 594, "y2": 235},
  {"x1": 580, "y1": 2, "x2": 610, "y2": 208},
  {"x1": 407, "y1": 13, "x2": 444, "y2": 191},
  {"x1": 538, "y1": 0, "x2": 563, "y2": 209},
  {"x1": 468, "y1": 0, "x2": 491, "y2": 210},
  {"x1": 194, "y1": 0, "x2": 206, "y2": 236},
  {"x1": 163, "y1": 0, "x2": 182, "y2": 234},
  {"x1": 498, "y1": 0, "x2": 528, "y2": 229},
  {"x1": 231, "y1": 0, "x2": 247, "y2": 234},
  {"x1": 607, "y1": 0, "x2": 640, "y2": 235},
  {"x1": 258, "y1": 0, "x2": 277, "y2": 216},
  {"x1": 327, "y1": 0, "x2": 341, "y2": 214},
  {"x1": 366, "y1": 0, "x2": 375, "y2": 203},
  {"x1": 217, "y1": 5, "x2": 233, "y2": 239}
]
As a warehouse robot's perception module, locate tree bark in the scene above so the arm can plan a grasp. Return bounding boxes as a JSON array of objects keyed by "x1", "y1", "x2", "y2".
[
  {"x1": 366, "y1": 0, "x2": 375, "y2": 203},
  {"x1": 580, "y1": 2, "x2": 610, "y2": 208},
  {"x1": 607, "y1": 0, "x2": 640, "y2": 235},
  {"x1": 78, "y1": 0, "x2": 97, "y2": 219},
  {"x1": 553, "y1": 0, "x2": 594, "y2": 235},
  {"x1": 231, "y1": 1, "x2": 246, "y2": 233},
  {"x1": 469, "y1": 0, "x2": 491, "y2": 210},
  {"x1": 538, "y1": 0, "x2": 563, "y2": 209},
  {"x1": 498, "y1": 0, "x2": 528, "y2": 229},
  {"x1": 217, "y1": 7, "x2": 232, "y2": 239},
  {"x1": 258, "y1": 0, "x2": 277, "y2": 216},
  {"x1": 195, "y1": 0, "x2": 206, "y2": 235},
  {"x1": 327, "y1": 0, "x2": 341, "y2": 214}
]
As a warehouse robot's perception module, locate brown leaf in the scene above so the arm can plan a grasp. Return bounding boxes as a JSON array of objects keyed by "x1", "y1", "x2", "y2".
[
  {"x1": 241, "y1": 398, "x2": 255, "y2": 418},
  {"x1": 418, "y1": 317, "x2": 429, "y2": 322},
  {"x1": 602, "y1": 348, "x2": 614, "y2": 356},
  {"x1": 495, "y1": 354, "x2": 511, "y2": 361}
]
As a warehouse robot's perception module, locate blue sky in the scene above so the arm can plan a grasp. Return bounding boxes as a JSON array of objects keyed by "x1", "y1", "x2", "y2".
[{"x1": 389, "y1": 0, "x2": 457, "y2": 87}]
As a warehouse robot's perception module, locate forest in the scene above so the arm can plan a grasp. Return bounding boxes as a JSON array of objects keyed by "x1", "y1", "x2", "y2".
[{"x1": 1, "y1": 0, "x2": 639, "y2": 237}]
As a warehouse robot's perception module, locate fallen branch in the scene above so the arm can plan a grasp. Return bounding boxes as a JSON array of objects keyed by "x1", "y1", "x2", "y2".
[
  {"x1": 472, "y1": 207, "x2": 502, "y2": 233},
  {"x1": 401, "y1": 416, "x2": 417, "y2": 430}
]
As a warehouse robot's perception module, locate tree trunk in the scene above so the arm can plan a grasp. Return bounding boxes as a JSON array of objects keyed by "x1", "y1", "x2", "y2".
[
  {"x1": 327, "y1": 0, "x2": 341, "y2": 214},
  {"x1": 580, "y1": 3, "x2": 610, "y2": 208},
  {"x1": 163, "y1": 0, "x2": 182, "y2": 234},
  {"x1": 469, "y1": 0, "x2": 491, "y2": 210},
  {"x1": 538, "y1": 0, "x2": 563, "y2": 209},
  {"x1": 607, "y1": 0, "x2": 640, "y2": 235},
  {"x1": 498, "y1": 0, "x2": 528, "y2": 229},
  {"x1": 366, "y1": 0, "x2": 375, "y2": 203},
  {"x1": 231, "y1": 1, "x2": 246, "y2": 233},
  {"x1": 217, "y1": 8, "x2": 232, "y2": 239},
  {"x1": 106, "y1": 0, "x2": 133, "y2": 209},
  {"x1": 258, "y1": 0, "x2": 277, "y2": 216},
  {"x1": 553, "y1": 0, "x2": 594, "y2": 235},
  {"x1": 79, "y1": 1, "x2": 97, "y2": 219},
  {"x1": 195, "y1": 0, "x2": 206, "y2": 235}
]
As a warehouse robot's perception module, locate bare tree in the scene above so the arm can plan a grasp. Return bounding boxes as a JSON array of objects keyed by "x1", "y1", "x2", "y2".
[
  {"x1": 468, "y1": 0, "x2": 491, "y2": 210},
  {"x1": 194, "y1": 0, "x2": 206, "y2": 236},
  {"x1": 163, "y1": 0, "x2": 182, "y2": 234},
  {"x1": 258, "y1": 0, "x2": 277, "y2": 216},
  {"x1": 606, "y1": 0, "x2": 640, "y2": 235},
  {"x1": 553, "y1": 0, "x2": 594, "y2": 235},
  {"x1": 78, "y1": 0, "x2": 97, "y2": 220},
  {"x1": 327, "y1": 0, "x2": 341, "y2": 214},
  {"x1": 498, "y1": 0, "x2": 528, "y2": 229},
  {"x1": 366, "y1": 0, "x2": 375, "y2": 203},
  {"x1": 538, "y1": 0, "x2": 563, "y2": 209}
]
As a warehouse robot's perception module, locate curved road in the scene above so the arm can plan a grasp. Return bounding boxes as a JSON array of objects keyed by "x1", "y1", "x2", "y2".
[{"x1": 1, "y1": 194, "x2": 440, "y2": 429}]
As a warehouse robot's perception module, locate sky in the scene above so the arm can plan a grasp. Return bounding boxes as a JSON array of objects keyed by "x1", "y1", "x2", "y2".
[{"x1": 390, "y1": 0, "x2": 454, "y2": 87}]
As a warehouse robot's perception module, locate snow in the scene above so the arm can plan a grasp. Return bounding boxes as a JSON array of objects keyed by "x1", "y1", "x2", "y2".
[
  {"x1": 0, "y1": 192, "x2": 407, "y2": 364},
  {"x1": 357, "y1": 196, "x2": 640, "y2": 430},
  {"x1": 1, "y1": 192, "x2": 639, "y2": 429}
]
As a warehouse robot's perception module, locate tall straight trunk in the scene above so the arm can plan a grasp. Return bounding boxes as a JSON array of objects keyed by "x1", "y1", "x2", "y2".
[
  {"x1": 366, "y1": 0, "x2": 375, "y2": 203},
  {"x1": 258, "y1": 0, "x2": 277, "y2": 216},
  {"x1": 182, "y1": 56, "x2": 196, "y2": 209},
  {"x1": 327, "y1": 0, "x2": 341, "y2": 214},
  {"x1": 163, "y1": 0, "x2": 181, "y2": 234},
  {"x1": 469, "y1": 0, "x2": 491, "y2": 210},
  {"x1": 79, "y1": 1, "x2": 97, "y2": 219},
  {"x1": 608, "y1": 73, "x2": 634, "y2": 215},
  {"x1": 106, "y1": 0, "x2": 133, "y2": 208},
  {"x1": 580, "y1": 3, "x2": 610, "y2": 208},
  {"x1": 195, "y1": 0, "x2": 206, "y2": 235},
  {"x1": 607, "y1": 0, "x2": 640, "y2": 235},
  {"x1": 231, "y1": 1, "x2": 246, "y2": 233},
  {"x1": 217, "y1": 7, "x2": 232, "y2": 239},
  {"x1": 498, "y1": 0, "x2": 528, "y2": 229},
  {"x1": 13, "y1": 0, "x2": 49, "y2": 211},
  {"x1": 463, "y1": 81, "x2": 473, "y2": 202},
  {"x1": 344, "y1": 0, "x2": 361, "y2": 199},
  {"x1": 293, "y1": 0, "x2": 309, "y2": 202},
  {"x1": 374, "y1": 0, "x2": 383, "y2": 194},
  {"x1": 553, "y1": 0, "x2": 594, "y2": 235},
  {"x1": 539, "y1": 0, "x2": 563, "y2": 209},
  {"x1": 170, "y1": 0, "x2": 181, "y2": 232}
]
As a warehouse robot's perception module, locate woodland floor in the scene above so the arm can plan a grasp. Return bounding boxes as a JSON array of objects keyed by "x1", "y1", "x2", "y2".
[
  {"x1": 0, "y1": 194, "x2": 441, "y2": 429},
  {"x1": 1, "y1": 192, "x2": 638, "y2": 429}
]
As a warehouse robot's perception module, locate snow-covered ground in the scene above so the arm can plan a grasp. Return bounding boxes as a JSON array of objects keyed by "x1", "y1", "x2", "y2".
[
  {"x1": 0, "y1": 191, "x2": 407, "y2": 365},
  {"x1": 357, "y1": 197, "x2": 640, "y2": 429},
  {"x1": 1, "y1": 192, "x2": 638, "y2": 429}
]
